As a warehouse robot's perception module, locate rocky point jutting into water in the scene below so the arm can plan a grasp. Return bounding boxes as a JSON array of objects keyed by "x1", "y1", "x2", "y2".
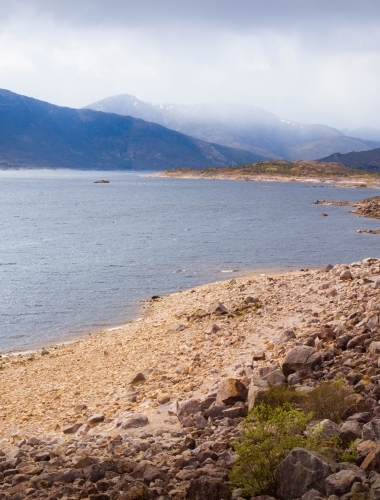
[
  {"x1": 3, "y1": 259, "x2": 380, "y2": 498},
  {"x1": 315, "y1": 196, "x2": 380, "y2": 234}
]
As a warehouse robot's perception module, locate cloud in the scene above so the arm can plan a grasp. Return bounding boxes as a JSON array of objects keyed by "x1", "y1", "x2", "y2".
[{"x1": 0, "y1": 0, "x2": 380, "y2": 129}]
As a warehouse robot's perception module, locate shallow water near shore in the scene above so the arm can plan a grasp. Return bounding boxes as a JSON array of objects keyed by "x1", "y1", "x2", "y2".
[{"x1": 1, "y1": 169, "x2": 380, "y2": 352}]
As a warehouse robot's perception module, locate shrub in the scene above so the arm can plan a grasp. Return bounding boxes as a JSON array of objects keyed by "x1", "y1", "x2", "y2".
[
  {"x1": 257, "y1": 384, "x2": 303, "y2": 411},
  {"x1": 230, "y1": 403, "x2": 313, "y2": 497},
  {"x1": 301, "y1": 379, "x2": 356, "y2": 423}
]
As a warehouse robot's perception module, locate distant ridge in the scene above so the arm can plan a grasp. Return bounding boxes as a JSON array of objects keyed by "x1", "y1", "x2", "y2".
[
  {"x1": 0, "y1": 89, "x2": 264, "y2": 171},
  {"x1": 318, "y1": 148, "x2": 380, "y2": 172},
  {"x1": 85, "y1": 93, "x2": 380, "y2": 160}
]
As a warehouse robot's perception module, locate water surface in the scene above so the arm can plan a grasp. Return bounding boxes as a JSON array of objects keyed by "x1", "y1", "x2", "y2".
[{"x1": 1, "y1": 170, "x2": 379, "y2": 352}]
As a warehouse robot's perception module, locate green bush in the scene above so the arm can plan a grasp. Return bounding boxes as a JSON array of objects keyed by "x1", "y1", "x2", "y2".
[
  {"x1": 301, "y1": 379, "x2": 356, "y2": 423},
  {"x1": 230, "y1": 403, "x2": 313, "y2": 497}
]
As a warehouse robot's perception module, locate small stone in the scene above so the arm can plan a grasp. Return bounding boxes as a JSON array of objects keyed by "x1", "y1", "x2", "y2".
[
  {"x1": 117, "y1": 413, "x2": 149, "y2": 429},
  {"x1": 340, "y1": 269, "x2": 353, "y2": 281},
  {"x1": 127, "y1": 372, "x2": 146, "y2": 385},
  {"x1": 209, "y1": 302, "x2": 229, "y2": 315},
  {"x1": 253, "y1": 351, "x2": 265, "y2": 360},
  {"x1": 63, "y1": 422, "x2": 83, "y2": 434},
  {"x1": 205, "y1": 324, "x2": 220, "y2": 334},
  {"x1": 34, "y1": 451, "x2": 50, "y2": 462},
  {"x1": 87, "y1": 414, "x2": 105, "y2": 426}
]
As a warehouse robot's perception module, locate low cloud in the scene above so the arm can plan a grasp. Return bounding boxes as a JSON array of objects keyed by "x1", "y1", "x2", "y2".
[{"x1": 0, "y1": 0, "x2": 380, "y2": 129}]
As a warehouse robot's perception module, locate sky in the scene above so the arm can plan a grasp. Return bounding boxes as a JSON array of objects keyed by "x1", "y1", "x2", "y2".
[{"x1": 1, "y1": 0, "x2": 380, "y2": 130}]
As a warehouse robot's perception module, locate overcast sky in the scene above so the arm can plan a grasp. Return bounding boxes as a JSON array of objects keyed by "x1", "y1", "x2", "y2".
[{"x1": 1, "y1": 0, "x2": 380, "y2": 129}]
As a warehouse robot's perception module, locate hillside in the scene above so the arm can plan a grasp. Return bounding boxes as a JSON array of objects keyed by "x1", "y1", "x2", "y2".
[
  {"x1": 0, "y1": 89, "x2": 263, "y2": 171},
  {"x1": 319, "y1": 148, "x2": 380, "y2": 172},
  {"x1": 85, "y1": 93, "x2": 380, "y2": 160},
  {"x1": 161, "y1": 159, "x2": 379, "y2": 182}
]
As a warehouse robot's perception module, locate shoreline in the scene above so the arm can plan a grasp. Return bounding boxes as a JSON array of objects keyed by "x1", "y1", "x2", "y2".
[
  {"x1": 2, "y1": 257, "x2": 380, "y2": 498},
  {"x1": 0, "y1": 260, "x2": 371, "y2": 441},
  {"x1": 152, "y1": 171, "x2": 380, "y2": 188},
  {"x1": 0, "y1": 265, "x2": 317, "y2": 357}
]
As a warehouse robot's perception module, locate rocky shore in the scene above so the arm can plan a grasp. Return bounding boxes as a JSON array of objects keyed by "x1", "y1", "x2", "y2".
[
  {"x1": 315, "y1": 196, "x2": 380, "y2": 234},
  {"x1": 3, "y1": 259, "x2": 380, "y2": 498}
]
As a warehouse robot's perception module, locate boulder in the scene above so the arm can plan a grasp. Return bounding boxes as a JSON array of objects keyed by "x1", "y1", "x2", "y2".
[
  {"x1": 301, "y1": 489, "x2": 327, "y2": 500},
  {"x1": 339, "y1": 420, "x2": 362, "y2": 446},
  {"x1": 142, "y1": 464, "x2": 167, "y2": 485},
  {"x1": 215, "y1": 378, "x2": 248, "y2": 406},
  {"x1": 247, "y1": 380, "x2": 268, "y2": 412},
  {"x1": 325, "y1": 470, "x2": 363, "y2": 497},
  {"x1": 360, "y1": 444, "x2": 380, "y2": 472},
  {"x1": 310, "y1": 419, "x2": 339, "y2": 440},
  {"x1": 275, "y1": 448, "x2": 338, "y2": 500},
  {"x1": 83, "y1": 462, "x2": 117, "y2": 483},
  {"x1": 177, "y1": 399, "x2": 202, "y2": 420},
  {"x1": 264, "y1": 369, "x2": 286, "y2": 386},
  {"x1": 120, "y1": 481, "x2": 149, "y2": 500},
  {"x1": 363, "y1": 419, "x2": 380, "y2": 441},
  {"x1": 282, "y1": 346, "x2": 322, "y2": 377},
  {"x1": 204, "y1": 402, "x2": 226, "y2": 419},
  {"x1": 116, "y1": 413, "x2": 149, "y2": 430},
  {"x1": 187, "y1": 476, "x2": 232, "y2": 499}
]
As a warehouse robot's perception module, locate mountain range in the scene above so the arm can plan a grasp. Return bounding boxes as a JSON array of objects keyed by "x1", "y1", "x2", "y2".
[
  {"x1": 85, "y1": 94, "x2": 380, "y2": 160},
  {"x1": 319, "y1": 148, "x2": 380, "y2": 172},
  {"x1": 0, "y1": 89, "x2": 263, "y2": 170}
]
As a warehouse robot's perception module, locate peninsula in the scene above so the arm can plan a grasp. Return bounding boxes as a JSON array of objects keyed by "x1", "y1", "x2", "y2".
[{"x1": 158, "y1": 160, "x2": 380, "y2": 188}]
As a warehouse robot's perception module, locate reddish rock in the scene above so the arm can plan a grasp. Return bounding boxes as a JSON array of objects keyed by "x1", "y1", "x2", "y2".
[{"x1": 215, "y1": 378, "x2": 248, "y2": 405}]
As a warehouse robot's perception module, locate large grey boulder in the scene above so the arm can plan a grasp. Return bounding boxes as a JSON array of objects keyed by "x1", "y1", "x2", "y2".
[
  {"x1": 310, "y1": 419, "x2": 339, "y2": 440},
  {"x1": 275, "y1": 448, "x2": 338, "y2": 500},
  {"x1": 282, "y1": 346, "x2": 322, "y2": 377},
  {"x1": 339, "y1": 420, "x2": 362, "y2": 446},
  {"x1": 177, "y1": 399, "x2": 202, "y2": 419},
  {"x1": 363, "y1": 419, "x2": 380, "y2": 442},
  {"x1": 325, "y1": 470, "x2": 363, "y2": 497}
]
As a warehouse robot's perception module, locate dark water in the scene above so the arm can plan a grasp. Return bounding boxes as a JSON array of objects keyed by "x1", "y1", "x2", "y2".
[{"x1": 1, "y1": 170, "x2": 380, "y2": 352}]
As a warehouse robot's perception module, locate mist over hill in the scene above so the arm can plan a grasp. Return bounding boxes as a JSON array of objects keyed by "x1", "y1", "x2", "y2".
[
  {"x1": 0, "y1": 90, "x2": 266, "y2": 170},
  {"x1": 85, "y1": 94, "x2": 380, "y2": 160}
]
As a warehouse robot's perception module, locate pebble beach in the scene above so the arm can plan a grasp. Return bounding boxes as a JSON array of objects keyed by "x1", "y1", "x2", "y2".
[{"x1": 3, "y1": 258, "x2": 380, "y2": 498}]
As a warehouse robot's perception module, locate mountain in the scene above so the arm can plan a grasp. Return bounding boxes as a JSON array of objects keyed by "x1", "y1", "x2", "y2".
[
  {"x1": 0, "y1": 89, "x2": 264, "y2": 171},
  {"x1": 84, "y1": 94, "x2": 380, "y2": 160},
  {"x1": 342, "y1": 127, "x2": 380, "y2": 142},
  {"x1": 318, "y1": 148, "x2": 380, "y2": 172}
]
